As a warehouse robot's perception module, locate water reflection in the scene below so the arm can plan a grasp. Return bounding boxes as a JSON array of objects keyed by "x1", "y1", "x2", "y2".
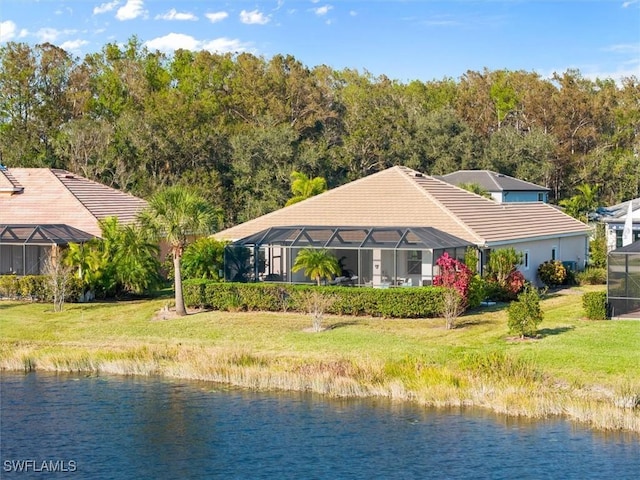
[{"x1": 1, "y1": 372, "x2": 638, "y2": 479}]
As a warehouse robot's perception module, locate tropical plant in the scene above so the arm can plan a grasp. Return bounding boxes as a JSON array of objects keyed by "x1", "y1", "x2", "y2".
[
  {"x1": 507, "y1": 285, "x2": 543, "y2": 338},
  {"x1": 484, "y1": 247, "x2": 525, "y2": 300},
  {"x1": 181, "y1": 237, "x2": 227, "y2": 280},
  {"x1": 291, "y1": 248, "x2": 341, "y2": 286},
  {"x1": 285, "y1": 171, "x2": 328, "y2": 206},
  {"x1": 138, "y1": 187, "x2": 219, "y2": 316},
  {"x1": 560, "y1": 183, "x2": 599, "y2": 223},
  {"x1": 63, "y1": 217, "x2": 160, "y2": 297}
]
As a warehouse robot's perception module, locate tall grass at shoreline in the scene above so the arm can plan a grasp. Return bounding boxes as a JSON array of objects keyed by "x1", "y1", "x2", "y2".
[{"x1": 1, "y1": 286, "x2": 638, "y2": 433}]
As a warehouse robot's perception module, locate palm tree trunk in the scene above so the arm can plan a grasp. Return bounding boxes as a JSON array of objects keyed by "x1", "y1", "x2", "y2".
[{"x1": 174, "y1": 253, "x2": 187, "y2": 316}]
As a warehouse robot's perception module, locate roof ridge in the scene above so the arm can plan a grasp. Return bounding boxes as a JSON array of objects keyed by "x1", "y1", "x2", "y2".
[
  {"x1": 397, "y1": 167, "x2": 486, "y2": 244},
  {"x1": 48, "y1": 169, "x2": 101, "y2": 223},
  {"x1": 0, "y1": 168, "x2": 24, "y2": 192},
  {"x1": 486, "y1": 171, "x2": 503, "y2": 191}
]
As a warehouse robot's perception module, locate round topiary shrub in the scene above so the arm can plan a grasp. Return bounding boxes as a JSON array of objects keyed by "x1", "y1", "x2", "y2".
[{"x1": 537, "y1": 260, "x2": 567, "y2": 287}]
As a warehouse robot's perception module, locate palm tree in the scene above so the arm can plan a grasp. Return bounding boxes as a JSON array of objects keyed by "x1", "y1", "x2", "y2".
[
  {"x1": 560, "y1": 183, "x2": 599, "y2": 223},
  {"x1": 285, "y1": 171, "x2": 328, "y2": 206},
  {"x1": 138, "y1": 187, "x2": 219, "y2": 316},
  {"x1": 291, "y1": 248, "x2": 341, "y2": 286}
]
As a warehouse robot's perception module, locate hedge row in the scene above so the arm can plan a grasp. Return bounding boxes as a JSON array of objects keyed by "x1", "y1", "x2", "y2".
[
  {"x1": 184, "y1": 280, "x2": 447, "y2": 318},
  {"x1": 0, "y1": 274, "x2": 83, "y2": 302}
]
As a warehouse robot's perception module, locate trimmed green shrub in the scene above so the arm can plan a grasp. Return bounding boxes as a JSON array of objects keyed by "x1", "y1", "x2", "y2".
[
  {"x1": 537, "y1": 260, "x2": 567, "y2": 287},
  {"x1": 19, "y1": 275, "x2": 48, "y2": 301},
  {"x1": 183, "y1": 280, "x2": 446, "y2": 318},
  {"x1": 582, "y1": 291, "x2": 608, "y2": 320},
  {"x1": 507, "y1": 285, "x2": 543, "y2": 338},
  {"x1": 0, "y1": 275, "x2": 20, "y2": 298},
  {"x1": 576, "y1": 268, "x2": 606, "y2": 285}
]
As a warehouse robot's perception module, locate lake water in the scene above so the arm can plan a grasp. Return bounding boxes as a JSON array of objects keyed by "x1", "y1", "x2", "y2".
[{"x1": 1, "y1": 372, "x2": 638, "y2": 480}]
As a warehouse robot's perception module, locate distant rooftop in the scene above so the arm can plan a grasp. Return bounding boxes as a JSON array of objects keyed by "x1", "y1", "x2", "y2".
[{"x1": 437, "y1": 170, "x2": 549, "y2": 192}]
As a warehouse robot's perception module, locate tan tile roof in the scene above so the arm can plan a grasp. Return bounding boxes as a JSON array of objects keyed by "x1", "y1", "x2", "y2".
[
  {"x1": 216, "y1": 166, "x2": 588, "y2": 246},
  {"x1": 0, "y1": 168, "x2": 147, "y2": 237},
  {"x1": 0, "y1": 168, "x2": 24, "y2": 193}
]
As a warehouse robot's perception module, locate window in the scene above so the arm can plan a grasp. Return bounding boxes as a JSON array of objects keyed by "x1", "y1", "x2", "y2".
[
  {"x1": 407, "y1": 250, "x2": 422, "y2": 275},
  {"x1": 523, "y1": 250, "x2": 530, "y2": 270},
  {"x1": 537, "y1": 193, "x2": 544, "y2": 202}
]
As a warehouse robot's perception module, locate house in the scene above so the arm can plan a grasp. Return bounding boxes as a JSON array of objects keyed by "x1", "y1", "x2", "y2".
[
  {"x1": 215, "y1": 166, "x2": 588, "y2": 287},
  {"x1": 0, "y1": 167, "x2": 147, "y2": 275},
  {"x1": 595, "y1": 198, "x2": 640, "y2": 251},
  {"x1": 607, "y1": 240, "x2": 640, "y2": 319},
  {"x1": 436, "y1": 170, "x2": 549, "y2": 203}
]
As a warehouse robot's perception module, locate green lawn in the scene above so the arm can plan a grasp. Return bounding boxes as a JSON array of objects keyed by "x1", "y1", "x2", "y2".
[{"x1": 1, "y1": 285, "x2": 638, "y2": 432}]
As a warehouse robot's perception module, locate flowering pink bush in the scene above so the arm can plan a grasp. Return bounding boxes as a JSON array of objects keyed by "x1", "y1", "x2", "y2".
[{"x1": 434, "y1": 253, "x2": 473, "y2": 303}]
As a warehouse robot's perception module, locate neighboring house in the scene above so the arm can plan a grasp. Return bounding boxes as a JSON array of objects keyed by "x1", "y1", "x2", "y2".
[
  {"x1": 0, "y1": 167, "x2": 147, "y2": 275},
  {"x1": 595, "y1": 198, "x2": 640, "y2": 251},
  {"x1": 437, "y1": 170, "x2": 549, "y2": 203},
  {"x1": 215, "y1": 166, "x2": 588, "y2": 287},
  {"x1": 607, "y1": 240, "x2": 640, "y2": 319}
]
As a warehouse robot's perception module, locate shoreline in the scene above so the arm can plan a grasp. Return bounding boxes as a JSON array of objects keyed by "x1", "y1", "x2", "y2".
[{"x1": 2, "y1": 342, "x2": 639, "y2": 434}]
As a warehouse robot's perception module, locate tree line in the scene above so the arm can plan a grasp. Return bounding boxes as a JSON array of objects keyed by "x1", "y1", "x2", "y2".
[{"x1": 1, "y1": 37, "x2": 639, "y2": 228}]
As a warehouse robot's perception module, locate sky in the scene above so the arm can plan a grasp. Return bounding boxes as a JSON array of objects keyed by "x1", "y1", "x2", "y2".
[{"x1": 1, "y1": 0, "x2": 639, "y2": 83}]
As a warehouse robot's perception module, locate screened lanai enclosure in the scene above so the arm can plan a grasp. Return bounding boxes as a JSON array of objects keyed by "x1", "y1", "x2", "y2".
[
  {"x1": 607, "y1": 240, "x2": 640, "y2": 319},
  {"x1": 224, "y1": 226, "x2": 475, "y2": 287},
  {"x1": 0, "y1": 224, "x2": 94, "y2": 275}
]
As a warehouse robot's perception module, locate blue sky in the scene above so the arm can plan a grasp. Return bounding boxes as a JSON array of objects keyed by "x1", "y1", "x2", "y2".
[{"x1": 1, "y1": 0, "x2": 639, "y2": 83}]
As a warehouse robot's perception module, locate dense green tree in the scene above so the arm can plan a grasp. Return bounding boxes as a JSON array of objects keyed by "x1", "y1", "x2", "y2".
[{"x1": 3, "y1": 38, "x2": 638, "y2": 224}]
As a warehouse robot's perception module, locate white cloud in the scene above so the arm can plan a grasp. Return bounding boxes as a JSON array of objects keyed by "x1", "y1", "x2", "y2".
[
  {"x1": 33, "y1": 28, "x2": 78, "y2": 43},
  {"x1": 145, "y1": 33, "x2": 248, "y2": 54},
  {"x1": 313, "y1": 5, "x2": 333, "y2": 16},
  {"x1": 60, "y1": 39, "x2": 89, "y2": 51},
  {"x1": 18, "y1": 29, "x2": 29, "y2": 38},
  {"x1": 205, "y1": 11, "x2": 229, "y2": 23},
  {"x1": 0, "y1": 20, "x2": 17, "y2": 42},
  {"x1": 94, "y1": 1, "x2": 120, "y2": 15},
  {"x1": 201, "y1": 37, "x2": 248, "y2": 53},
  {"x1": 604, "y1": 43, "x2": 640, "y2": 54},
  {"x1": 35, "y1": 28, "x2": 61, "y2": 43},
  {"x1": 156, "y1": 9, "x2": 197, "y2": 21},
  {"x1": 240, "y1": 9, "x2": 270, "y2": 25},
  {"x1": 622, "y1": 1, "x2": 638, "y2": 8},
  {"x1": 116, "y1": 0, "x2": 145, "y2": 21},
  {"x1": 146, "y1": 33, "x2": 200, "y2": 51}
]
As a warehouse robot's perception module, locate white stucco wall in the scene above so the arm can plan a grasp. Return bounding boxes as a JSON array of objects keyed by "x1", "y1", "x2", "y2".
[{"x1": 490, "y1": 235, "x2": 588, "y2": 285}]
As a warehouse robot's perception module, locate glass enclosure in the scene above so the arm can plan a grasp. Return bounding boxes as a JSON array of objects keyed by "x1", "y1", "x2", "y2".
[
  {"x1": 608, "y1": 241, "x2": 640, "y2": 318},
  {"x1": 225, "y1": 226, "x2": 474, "y2": 287}
]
